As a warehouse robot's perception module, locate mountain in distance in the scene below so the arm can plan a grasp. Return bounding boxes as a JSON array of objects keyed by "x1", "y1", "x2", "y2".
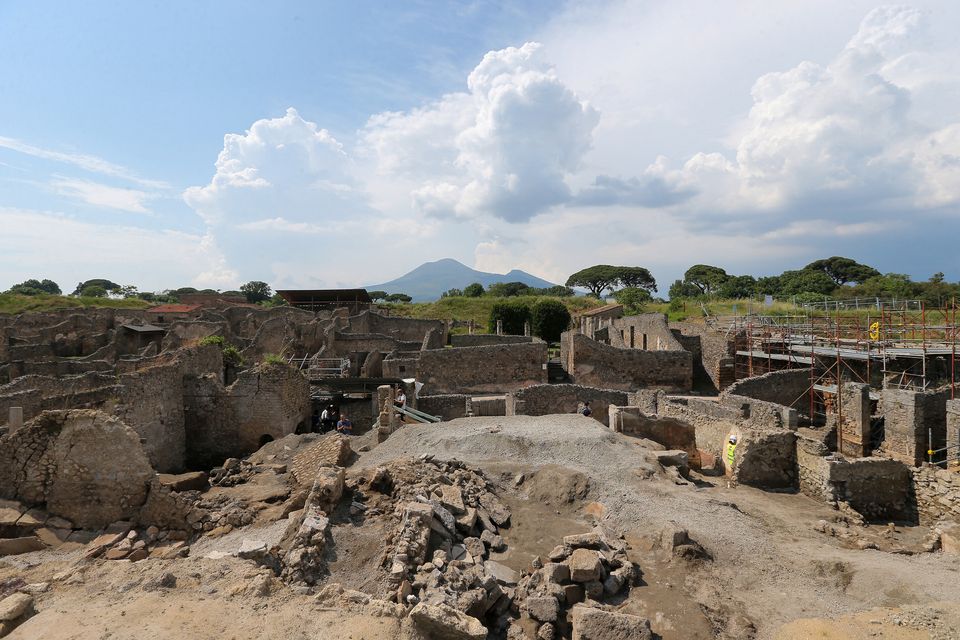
[{"x1": 366, "y1": 258, "x2": 558, "y2": 302}]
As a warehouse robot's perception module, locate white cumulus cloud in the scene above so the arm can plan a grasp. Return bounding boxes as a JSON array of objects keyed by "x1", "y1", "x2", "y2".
[{"x1": 363, "y1": 42, "x2": 600, "y2": 222}]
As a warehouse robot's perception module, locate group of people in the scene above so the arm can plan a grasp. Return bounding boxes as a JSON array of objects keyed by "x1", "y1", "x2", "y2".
[{"x1": 312, "y1": 405, "x2": 352, "y2": 435}]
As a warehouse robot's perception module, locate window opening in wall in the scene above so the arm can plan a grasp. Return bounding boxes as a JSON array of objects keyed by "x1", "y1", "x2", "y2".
[{"x1": 258, "y1": 434, "x2": 274, "y2": 448}]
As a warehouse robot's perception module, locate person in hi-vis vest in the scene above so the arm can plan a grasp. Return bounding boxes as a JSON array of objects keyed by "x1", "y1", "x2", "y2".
[{"x1": 724, "y1": 434, "x2": 738, "y2": 477}]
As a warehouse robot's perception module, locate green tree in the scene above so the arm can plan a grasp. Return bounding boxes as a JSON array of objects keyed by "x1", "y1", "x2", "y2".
[
  {"x1": 566, "y1": 265, "x2": 657, "y2": 298},
  {"x1": 72, "y1": 279, "x2": 120, "y2": 296},
  {"x1": 804, "y1": 257, "x2": 880, "y2": 285},
  {"x1": 8, "y1": 279, "x2": 61, "y2": 296},
  {"x1": 488, "y1": 300, "x2": 532, "y2": 335},
  {"x1": 612, "y1": 287, "x2": 652, "y2": 314},
  {"x1": 368, "y1": 290, "x2": 388, "y2": 302},
  {"x1": 682, "y1": 264, "x2": 728, "y2": 295},
  {"x1": 486, "y1": 281, "x2": 532, "y2": 297},
  {"x1": 668, "y1": 279, "x2": 702, "y2": 299},
  {"x1": 441, "y1": 288, "x2": 464, "y2": 298},
  {"x1": 854, "y1": 273, "x2": 917, "y2": 299},
  {"x1": 755, "y1": 276, "x2": 782, "y2": 296},
  {"x1": 385, "y1": 293, "x2": 412, "y2": 303},
  {"x1": 717, "y1": 275, "x2": 757, "y2": 299},
  {"x1": 463, "y1": 282, "x2": 485, "y2": 297},
  {"x1": 777, "y1": 270, "x2": 837, "y2": 296},
  {"x1": 240, "y1": 280, "x2": 272, "y2": 303},
  {"x1": 540, "y1": 285, "x2": 575, "y2": 297},
  {"x1": 530, "y1": 299, "x2": 571, "y2": 342},
  {"x1": 79, "y1": 285, "x2": 108, "y2": 298}
]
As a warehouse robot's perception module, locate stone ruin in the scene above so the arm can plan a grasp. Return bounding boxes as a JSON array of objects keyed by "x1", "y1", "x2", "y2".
[{"x1": 2, "y1": 300, "x2": 960, "y2": 638}]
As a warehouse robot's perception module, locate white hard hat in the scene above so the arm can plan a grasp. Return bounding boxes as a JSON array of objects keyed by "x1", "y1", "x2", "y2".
[{"x1": 729, "y1": 435, "x2": 738, "y2": 444}]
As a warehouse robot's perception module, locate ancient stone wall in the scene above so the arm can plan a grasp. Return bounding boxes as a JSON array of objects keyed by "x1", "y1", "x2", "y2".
[
  {"x1": 731, "y1": 429, "x2": 798, "y2": 489},
  {"x1": 659, "y1": 397, "x2": 741, "y2": 459},
  {"x1": 417, "y1": 394, "x2": 470, "y2": 421},
  {"x1": 798, "y1": 432, "x2": 914, "y2": 521},
  {"x1": 228, "y1": 363, "x2": 312, "y2": 454},
  {"x1": 382, "y1": 355, "x2": 420, "y2": 379},
  {"x1": 720, "y1": 394, "x2": 798, "y2": 430},
  {"x1": 880, "y1": 388, "x2": 950, "y2": 466},
  {"x1": 836, "y1": 382, "x2": 872, "y2": 457},
  {"x1": 609, "y1": 406, "x2": 699, "y2": 466},
  {"x1": 416, "y1": 343, "x2": 548, "y2": 395},
  {"x1": 348, "y1": 311, "x2": 446, "y2": 343},
  {"x1": 607, "y1": 313, "x2": 685, "y2": 351},
  {"x1": 669, "y1": 321, "x2": 736, "y2": 391},
  {"x1": 114, "y1": 362, "x2": 186, "y2": 473},
  {"x1": 182, "y1": 374, "x2": 237, "y2": 469},
  {"x1": 507, "y1": 384, "x2": 628, "y2": 426},
  {"x1": 0, "y1": 373, "x2": 119, "y2": 427},
  {"x1": 723, "y1": 369, "x2": 810, "y2": 410},
  {"x1": 912, "y1": 465, "x2": 960, "y2": 524},
  {"x1": 948, "y1": 400, "x2": 960, "y2": 469},
  {"x1": 470, "y1": 396, "x2": 506, "y2": 416},
  {"x1": 560, "y1": 332, "x2": 692, "y2": 392},
  {"x1": 450, "y1": 334, "x2": 537, "y2": 348}
]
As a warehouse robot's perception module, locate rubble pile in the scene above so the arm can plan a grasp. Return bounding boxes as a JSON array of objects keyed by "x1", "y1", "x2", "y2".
[{"x1": 341, "y1": 456, "x2": 650, "y2": 639}]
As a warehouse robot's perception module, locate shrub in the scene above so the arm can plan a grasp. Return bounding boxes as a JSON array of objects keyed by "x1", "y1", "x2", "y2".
[
  {"x1": 263, "y1": 353, "x2": 288, "y2": 366},
  {"x1": 531, "y1": 299, "x2": 572, "y2": 342},
  {"x1": 222, "y1": 345, "x2": 243, "y2": 367},
  {"x1": 199, "y1": 335, "x2": 226, "y2": 347},
  {"x1": 488, "y1": 300, "x2": 532, "y2": 335}
]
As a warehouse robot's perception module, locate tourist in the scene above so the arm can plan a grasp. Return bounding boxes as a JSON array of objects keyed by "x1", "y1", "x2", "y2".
[
  {"x1": 337, "y1": 414, "x2": 353, "y2": 435},
  {"x1": 579, "y1": 401, "x2": 592, "y2": 417},
  {"x1": 395, "y1": 388, "x2": 406, "y2": 410},
  {"x1": 321, "y1": 405, "x2": 334, "y2": 432}
]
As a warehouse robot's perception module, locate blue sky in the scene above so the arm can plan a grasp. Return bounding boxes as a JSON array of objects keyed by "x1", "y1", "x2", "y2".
[{"x1": 2, "y1": 1, "x2": 959, "y2": 293}]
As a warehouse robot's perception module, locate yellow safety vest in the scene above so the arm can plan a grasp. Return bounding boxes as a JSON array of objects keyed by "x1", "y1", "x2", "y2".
[{"x1": 725, "y1": 442, "x2": 737, "y2": 466}]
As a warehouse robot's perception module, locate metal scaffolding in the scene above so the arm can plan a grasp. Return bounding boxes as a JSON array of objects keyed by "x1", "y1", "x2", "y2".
[{"x1": 727, "y1": 301, "x2": 960, "y2": 432}]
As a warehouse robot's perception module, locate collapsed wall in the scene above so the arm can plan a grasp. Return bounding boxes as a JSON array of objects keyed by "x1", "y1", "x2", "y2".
[
  {"x1": 506, "y1": 384, "x2": 628, "y2": 426},
  {"x1": 560, "y1": 332, "x2": 692, "y2": 392},
  {"x1": 0, "y1": 410, "x2": 155, "y2": 528}
]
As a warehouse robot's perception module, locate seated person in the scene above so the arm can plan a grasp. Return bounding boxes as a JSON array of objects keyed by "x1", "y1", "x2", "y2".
[
  {"x1": 336, "y1": 414, "x2": 353, "y2": 435},
  {"x1": 395, "y1": 389, "x2": 406, "y2": 409}
]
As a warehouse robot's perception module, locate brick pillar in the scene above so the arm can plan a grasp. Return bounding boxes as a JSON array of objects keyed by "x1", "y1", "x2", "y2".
[
  {"x1": 8, "y1": 407, "x2": 23, "y2": 431},
  {"x1": 838, "y1": 383, "x2": 871, "y2": 457}
]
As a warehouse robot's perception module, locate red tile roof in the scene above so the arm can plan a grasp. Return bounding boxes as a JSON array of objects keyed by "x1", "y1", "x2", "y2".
[{"x1": 147, "y1": 304, "x2": 201, "y2": 313}]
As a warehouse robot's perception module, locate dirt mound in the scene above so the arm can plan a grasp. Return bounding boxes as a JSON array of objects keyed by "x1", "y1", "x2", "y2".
[
  {"x1": 358, "y1": 415, "x2": 661, "y2": 482},
  {"x1": 522, "y1": 465, "x2": 591, "y2": 506}
]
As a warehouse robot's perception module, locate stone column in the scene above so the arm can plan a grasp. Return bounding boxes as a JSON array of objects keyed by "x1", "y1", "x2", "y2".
[
  {"x1": 8, "y1": 407, "x2": 24, "y2": 431},
  {"x1": 377, "y1": 385, "x2": 396, "y2": 442},
  {"x1": 523, "y1": 321, "x2": 530, "y2": 337},
  {"x1": 496, "y1": 319, "x2": 503, "y2": 336}
]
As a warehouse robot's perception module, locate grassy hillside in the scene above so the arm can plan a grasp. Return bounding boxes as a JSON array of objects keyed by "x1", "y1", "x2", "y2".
[
  {"x1": 649, "y1": 298, "x2": 805, "y2": 322},
  {"x1": 378, "y1": 295, "x2": 605, "y2": 332},
  {"x1": 0, "y1": 293, "x2": 153, "y2": 315}
]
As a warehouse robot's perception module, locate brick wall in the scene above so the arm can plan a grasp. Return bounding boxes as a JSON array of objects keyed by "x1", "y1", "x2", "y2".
[
  {"x1": 115, "y1": 362, "x2": 186, "y2": 473},
  {"x1": 560, "y1": 332, "x2": 692, "y2": 392},
  {"x1": 506, "y1": 384, "x2": 628, "y2": 426},
  {"x1": 607, "y1": 313, "x2": 685, "y2": 351}
]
